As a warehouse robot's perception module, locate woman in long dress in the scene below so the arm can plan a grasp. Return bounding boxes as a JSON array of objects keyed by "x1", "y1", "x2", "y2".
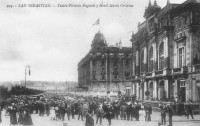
[
  {"x1": 23, "y1": 105, "x2": 33, "y2": 126},
  {"x1": 50, "y1": 107, "x2": 56, "y2": 120},
  {"x1": 139, "y1": 106, "x2": 146, "y2": 126},
  {"x1": 9, "y1": 104, "x2": 18, "y2": 125}
]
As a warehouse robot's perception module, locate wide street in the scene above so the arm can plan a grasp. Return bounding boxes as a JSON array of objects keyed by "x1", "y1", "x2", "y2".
[{"x1": 1, "y1": 110, "x2": 200, "y2": 126}]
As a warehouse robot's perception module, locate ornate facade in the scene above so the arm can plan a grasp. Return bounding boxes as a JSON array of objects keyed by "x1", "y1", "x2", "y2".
[
  {"x1": 131, "y1": 0, "x2": 200, "y2": 102},
  {"x1": 78, "y1": 31, "x2": 132, "y2": 95}
]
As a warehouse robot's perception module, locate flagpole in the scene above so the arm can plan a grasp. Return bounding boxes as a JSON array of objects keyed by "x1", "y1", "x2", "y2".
[{"x1": 99, "y1": 18, "x2": 101, "y2": 32}]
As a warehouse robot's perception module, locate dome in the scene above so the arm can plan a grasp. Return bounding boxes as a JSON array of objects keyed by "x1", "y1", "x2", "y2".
[{"x1": 91, "y1": 31, "x2": 107, "y2": 48}]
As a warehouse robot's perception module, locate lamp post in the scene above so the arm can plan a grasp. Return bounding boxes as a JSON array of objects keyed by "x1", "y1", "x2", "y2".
[{"x1": 25, "y1": 65, "x2": 31, "y2": 88}]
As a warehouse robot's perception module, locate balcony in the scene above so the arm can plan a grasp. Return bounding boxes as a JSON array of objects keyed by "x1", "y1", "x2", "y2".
[
  {"x1": 172, "y1": 67, "x2": 188, "y2": 75},
  {"x1": 173, "y1": 67, "x2": 182, "y2": 73},
  {"x1": 146, "y1": 72, "x2": 152, "y2": 77},
  {"x1": 155, "y1": 70, "x2": 163, "y2": 76},
  {"x1": 191, "y1": 64, "x2": 200, "y2": 72}
]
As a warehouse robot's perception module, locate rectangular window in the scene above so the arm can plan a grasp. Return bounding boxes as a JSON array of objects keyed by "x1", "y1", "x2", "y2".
[
  {"x1": 178, "y1": 47, "x2": 184, "y2": 67},
  {"x1": 180, "y1": 81, "x2": 185, "y2": 87}
]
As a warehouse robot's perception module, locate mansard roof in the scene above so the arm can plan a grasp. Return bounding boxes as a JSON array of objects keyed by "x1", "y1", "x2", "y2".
[{"x1": 157, "y1": 3, "x2": 179, "y2": 18}]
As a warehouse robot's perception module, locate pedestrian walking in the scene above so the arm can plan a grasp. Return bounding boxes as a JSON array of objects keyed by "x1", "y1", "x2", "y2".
[
  {"x1": 186, "y1": 102, "x2": 194, "y2": 119},
  {"x1": 50, "y1": 107, "x2": 56, "y2": 120},
  {"x1": 120, "y1": 104, "x2": 126, "y2": 120},
  {"x1": 126, "y1": 103, "x2": 132, "y2": 121},
  {"x1": 78, "y1": 103, "x2": 84, "y2": 121},
  {"x1": 114, "y1": 104, "x2": 120, "y2": 120},
  {"x1": 71, "y1": 103, "x2": 76, "y2": 119},
  {"x1": 22, "y1": 108, "x2": 33, "y2": 126},
  {"x1": 159, "y1": 103, "x2": 167, "y2": 125},
  {"x1": 85, "y1": 110, "x2": 94, "y2": 126},
  {"x1": 145, "y1": 103, "x2": 152, "y2": 121},
  {"x1": 139, "y1": 106, "x2": 146, "y2": 126},
  {"x1": 60, "y1": 103, "x2": 66, "y2": 121},
  {"x1": 104, "y1": 104, "x2": 112, "y2": 125},
  {"x1": 96, "y1": 105, "x2": 104, "y2": 125},
  {"x1": 66, "y1": 104, "x2": 71, "y2": 121},
  {"x1": 167, "y1": 104, "x2": 173, "y2": 126},
  {"x1": 8, "y1": 103, "x2": 18, "y2": 125},
  {"x1": 135, "y1": 102, "x2": 141, "y2": 121}
]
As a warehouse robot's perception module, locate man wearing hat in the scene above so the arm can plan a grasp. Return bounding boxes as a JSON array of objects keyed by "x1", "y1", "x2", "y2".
[
  {"x1": 167, "y1": 104, "x2": 173, "y2": 126},
  {"x1": 186, "y1": 102, "x2": 194, "y2": 119}
]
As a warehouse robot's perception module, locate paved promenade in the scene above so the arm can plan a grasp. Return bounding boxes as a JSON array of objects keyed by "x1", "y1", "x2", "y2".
[{"x1": 1, "y1": 110, "x2": 200, "y2": 126}]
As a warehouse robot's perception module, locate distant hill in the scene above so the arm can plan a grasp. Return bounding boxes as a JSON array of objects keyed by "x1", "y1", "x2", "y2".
[{"x1": 0, "y1": 81, "x2": 78, "y2": 88}]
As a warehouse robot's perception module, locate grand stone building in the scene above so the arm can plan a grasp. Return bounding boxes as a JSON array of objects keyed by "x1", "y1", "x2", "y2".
[
  {"x1": 131, "y1": 0, "x2": 200, "y2": 102},
  {"x1": 78, "y1": 31, "x2": 132, "y2": 96}
]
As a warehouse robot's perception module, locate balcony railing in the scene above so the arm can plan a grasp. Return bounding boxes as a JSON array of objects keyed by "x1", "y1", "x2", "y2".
[
  {"x1": 195, "y1": 64, "x2": 200, "y2": 71},
  {"x1": 191, "y1": 64, "x2": 200, "y2": 72},
  {"x1": 146, "y1": 72, "x2": 152, "y2": 77},
  {"x1": 155, "y1": 70, "x2": 163, "y2": 75},
  {"x1": 173, "y1": 68, "x2": 182, "y2": 73}
]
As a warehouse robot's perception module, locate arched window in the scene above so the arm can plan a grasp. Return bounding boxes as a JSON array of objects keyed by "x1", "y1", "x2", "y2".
[
  {"x1": 148, "y1": 47, "x2": 154, "y2": 72},
  {"x1": 159, "y1": 42, "x2": 164, "y2": 70}
]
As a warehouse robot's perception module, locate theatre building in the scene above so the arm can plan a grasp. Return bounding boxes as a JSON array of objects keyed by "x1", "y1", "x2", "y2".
[
  {"x1": 78, "y1": 31, "x2": 132, "y2": 96},
  {"x1": 130, "y1": 0, "x2": 200, "y2": 102}
]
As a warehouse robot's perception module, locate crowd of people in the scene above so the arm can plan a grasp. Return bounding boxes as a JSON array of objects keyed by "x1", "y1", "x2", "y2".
[{"x1": 0, "y1": 93, "x2": 196, "y2": 126}]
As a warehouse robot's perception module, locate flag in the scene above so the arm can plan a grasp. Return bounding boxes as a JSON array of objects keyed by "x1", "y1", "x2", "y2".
[{"x1": 92, "y1": 19, "x2": 100, "y2": 26}]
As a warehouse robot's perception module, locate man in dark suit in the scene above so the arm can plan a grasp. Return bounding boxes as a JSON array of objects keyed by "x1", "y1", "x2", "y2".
[
  {"x1": 167, "y1": 104, "x2": 173, "y2": 126},
  {"x1": 187, "y1": 102, "x2": 194, "y2": 119},
  {"x1": 85, "y1": 110, "x2": 94, "y2": 126}
]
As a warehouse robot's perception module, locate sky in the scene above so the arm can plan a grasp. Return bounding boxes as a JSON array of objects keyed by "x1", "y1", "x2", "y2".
[{"x1": 0, "y1": 0, "x2": 185, "y2": 82}]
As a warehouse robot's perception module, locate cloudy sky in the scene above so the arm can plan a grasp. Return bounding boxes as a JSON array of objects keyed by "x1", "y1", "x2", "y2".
[{"x1": 0, "y1": 0, "x2": 185, "y2": 81}]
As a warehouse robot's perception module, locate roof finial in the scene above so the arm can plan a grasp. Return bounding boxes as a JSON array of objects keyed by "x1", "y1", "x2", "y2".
[
  {"x1": 167, "y1": 0, "x2": 170, "y2": 4},
  {"x1": 119, "y1": 39, "x2": 122, "y2": 49},
  {"x1": 149, "y1": 0, "x2": 152, "y2": 6},
  {"x1": 154, "y1": 0, "x2": 157, "y2": 6}
]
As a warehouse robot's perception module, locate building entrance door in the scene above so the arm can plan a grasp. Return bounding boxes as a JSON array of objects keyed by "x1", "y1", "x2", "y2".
[
  {"x1": 180, "y1": 87, "x2": 186, "y2": 102},
  {"x1": 178, "y1": 80, "x2": 186, "y2": 102}
]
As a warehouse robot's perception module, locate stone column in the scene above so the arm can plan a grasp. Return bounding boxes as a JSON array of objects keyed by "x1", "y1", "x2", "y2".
[
  {"x1": 192, "y1": 79, "x2": 196, "y2": 102},
  {"x1": 136, "y1": 83, "x2": 140, "y2": 99},
  {"x1": 153, "y1": 80, "x2": 157, "y2": 99},
  {"x1": 186, "y1": 80, "x2": 190, "y2": 101},
  {"x1": 164, "y1": 79, "x2": 169, "y2": 98},
  {"x1": 174, "y1": 80, "x2": 178, "y2": 98},
  {"x1": 144, "y1": 81, "x2": 147, "y2": 99}
]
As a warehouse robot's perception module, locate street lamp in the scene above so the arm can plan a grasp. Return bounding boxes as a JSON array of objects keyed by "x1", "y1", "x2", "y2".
[{"x1": 25, "y1": 65, "x2": 31, "y2": 88}]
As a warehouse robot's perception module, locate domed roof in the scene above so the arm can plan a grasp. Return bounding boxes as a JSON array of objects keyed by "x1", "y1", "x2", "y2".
[{"x1": 91, "y1": 31, "x2": 107, "y2": 48}]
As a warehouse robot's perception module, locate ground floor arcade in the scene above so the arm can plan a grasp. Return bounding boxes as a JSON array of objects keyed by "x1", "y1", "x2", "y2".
[{"x1": 128, "y1": 74, "x2": 200, "y2": 102}]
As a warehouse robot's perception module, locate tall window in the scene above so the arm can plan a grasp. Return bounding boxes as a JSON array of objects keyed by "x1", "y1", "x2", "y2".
[
  {"x1": 159, "y1": 42, "x2": 164, "y2": 70},
  {"x1": 149, "y1": 47, "x2": 153, "y2": 72},
  {"x1": 141, "y1": 50, "x2": 145, "y2": 73},
  {"x1": 101, "y1": 67, "x2": 105, "y2": 80},
  {"x1": 179, "y1": 47, "x2": 184, "y2": 67}
]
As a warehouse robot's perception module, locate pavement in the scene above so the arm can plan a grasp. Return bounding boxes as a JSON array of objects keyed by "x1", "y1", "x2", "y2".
[{"x1": 1, "y1": 110, "x2": 200, "y2": 126}]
